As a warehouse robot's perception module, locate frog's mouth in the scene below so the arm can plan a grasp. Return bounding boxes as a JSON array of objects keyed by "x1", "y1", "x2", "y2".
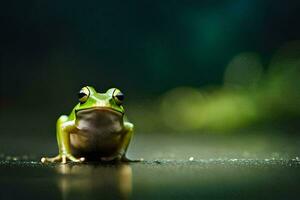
[{"x1": 76, "y1": 107, "x2": 123, "y2": 116}]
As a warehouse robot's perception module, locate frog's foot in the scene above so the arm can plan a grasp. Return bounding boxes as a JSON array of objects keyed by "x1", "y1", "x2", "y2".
[
  {"x1": 121, "y1": 156, "x2": 144, "y2": 162},
  {"x1": 41, "y1": 154, "x2": 85, "y2": 164}
]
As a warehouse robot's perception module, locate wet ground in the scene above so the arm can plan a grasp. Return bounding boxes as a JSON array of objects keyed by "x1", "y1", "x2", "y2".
[{"x1": 1, "y1": 133, "x2": 300, "y2": 200}]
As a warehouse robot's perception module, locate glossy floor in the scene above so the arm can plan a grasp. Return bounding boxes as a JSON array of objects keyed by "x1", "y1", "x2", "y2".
[{"x1": 0, "y1": 133, "x2": 300, "y2": 200}]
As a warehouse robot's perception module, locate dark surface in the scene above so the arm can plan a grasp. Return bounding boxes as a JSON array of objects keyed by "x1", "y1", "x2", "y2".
[
  {"x1": 1, "y1": 133, "x2": 300, "y2": 200},
  {"x1": 0, "y1": 159, "x2": 300, "y2": 200}
]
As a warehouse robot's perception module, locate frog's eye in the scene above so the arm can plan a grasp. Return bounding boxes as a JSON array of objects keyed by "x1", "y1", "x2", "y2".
[
  {"x1": 78, "y1": 87, "x2": 90, "y2": 103},
  {"x1": 113, "y1": 89, "x2": 124, "y2": 105}
]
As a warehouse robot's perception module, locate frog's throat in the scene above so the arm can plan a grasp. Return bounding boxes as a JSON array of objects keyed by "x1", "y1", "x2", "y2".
[{"x1": 75, "y1": 107, "x2": 124, "y2": 116}]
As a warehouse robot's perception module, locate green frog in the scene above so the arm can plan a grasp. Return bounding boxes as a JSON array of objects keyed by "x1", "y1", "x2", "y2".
[{"x1": 41, "y1": 86, "x2": 135, "y2": 163}]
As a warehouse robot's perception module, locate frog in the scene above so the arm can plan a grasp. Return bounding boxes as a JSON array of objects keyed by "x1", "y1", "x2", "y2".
[{"x1": 41, "y1": 86, "x2": 135, "y2": 164}]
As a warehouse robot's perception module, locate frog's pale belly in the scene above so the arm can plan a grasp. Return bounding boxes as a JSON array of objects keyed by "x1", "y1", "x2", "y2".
[{"x1": 70, "y1": 108, "x2": 125, "y2": 157}]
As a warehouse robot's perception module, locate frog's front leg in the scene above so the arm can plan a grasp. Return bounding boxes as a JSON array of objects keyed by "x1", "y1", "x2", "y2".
[
  {"x1": 120, "y1": 122, "x2": 142, "y2": 162},
  {"x1": 41, "y1": 115, "x2": 85, "y2": 164},
  {"x1": 100, "y1": 122, "x2": 137, "y2": 162}
]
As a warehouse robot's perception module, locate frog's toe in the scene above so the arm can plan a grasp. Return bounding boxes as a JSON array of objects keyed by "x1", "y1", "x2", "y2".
[
  {"x1": 62, "y1": 155, "x2": 67, "y2": 164},
  {"x1": 66, "y1": 154, "x2": 85, "y2": 163},
  {"x1": 41, "y1": 155, "x2": 62, "y2": 163}
]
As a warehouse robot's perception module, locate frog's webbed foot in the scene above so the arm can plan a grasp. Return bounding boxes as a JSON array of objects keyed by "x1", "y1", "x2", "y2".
[{"x1": 41, "y1": 154, "x2": 85, "y2": 164}]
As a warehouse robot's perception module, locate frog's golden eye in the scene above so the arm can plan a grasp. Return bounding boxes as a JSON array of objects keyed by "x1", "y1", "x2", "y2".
[
  {"x1": 78, "y1": 87, "x2": 90, "y2": 103},
  {"x1": 113, "y1": 89, "x2": 124, "y2": 105}
]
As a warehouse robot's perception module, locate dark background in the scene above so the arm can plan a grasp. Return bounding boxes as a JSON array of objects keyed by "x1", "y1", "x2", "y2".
[
  {"x1": 0, "y1": 0, "x2": 300, "y2": 135},
  {"x1": 1, "y1": 0, "x2": 299, "y2": 100}
]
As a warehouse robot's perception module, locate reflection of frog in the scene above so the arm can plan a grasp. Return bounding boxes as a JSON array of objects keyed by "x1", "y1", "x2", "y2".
[
  {"x1": 56, "y1": 164, "x2": 132, "y2": 200},
  {"x1": 41, "y1": 86, "x2": 135, "y2": 163}
]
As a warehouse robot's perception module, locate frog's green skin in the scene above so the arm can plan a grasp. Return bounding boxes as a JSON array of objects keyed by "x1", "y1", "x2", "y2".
[{"x1": 41, "y1": 86, "x2": 135, "y2": 164}]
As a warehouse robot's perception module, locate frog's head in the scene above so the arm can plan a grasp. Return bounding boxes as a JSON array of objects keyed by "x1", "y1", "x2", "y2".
[{"x1": 75, "y1": 86, "x2": 125, "y2": 114}]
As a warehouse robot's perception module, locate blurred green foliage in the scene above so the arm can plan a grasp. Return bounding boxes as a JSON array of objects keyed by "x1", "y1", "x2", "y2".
[{"x1": 129, "y1": 41, "x2": 300, "y2": 133}]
